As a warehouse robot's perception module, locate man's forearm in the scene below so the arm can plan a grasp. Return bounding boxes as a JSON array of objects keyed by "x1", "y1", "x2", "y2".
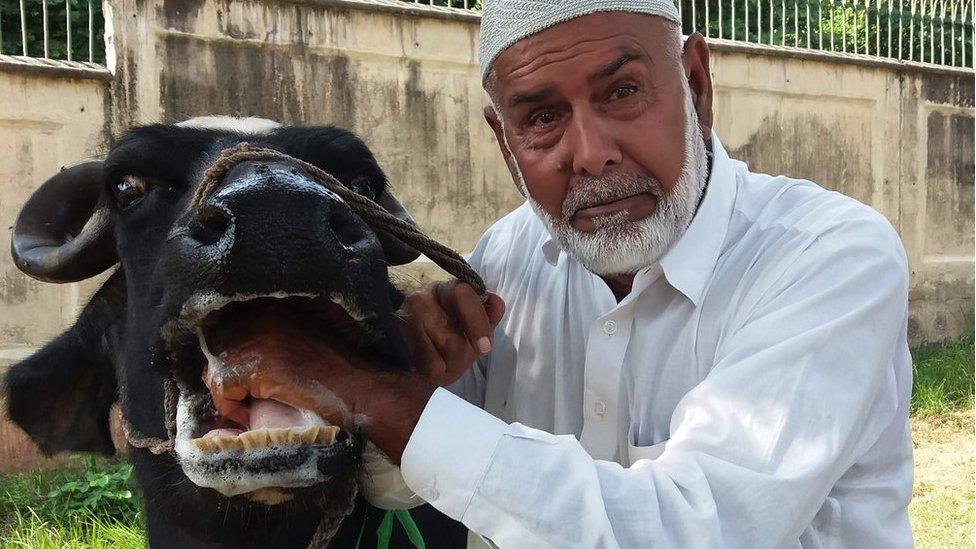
[{"x1": 359, "y1": 371, "x2": 436, "y2": 463}]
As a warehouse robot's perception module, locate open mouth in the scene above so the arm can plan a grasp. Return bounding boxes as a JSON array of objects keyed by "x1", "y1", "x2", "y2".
[{"x1": 167, "y1": 294, "x2": 379, "y2": 503}]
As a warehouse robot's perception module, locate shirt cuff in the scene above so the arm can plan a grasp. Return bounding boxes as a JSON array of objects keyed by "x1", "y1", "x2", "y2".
[{"x1": 400, "y1": 387, "x2": 508, "y2": 521}]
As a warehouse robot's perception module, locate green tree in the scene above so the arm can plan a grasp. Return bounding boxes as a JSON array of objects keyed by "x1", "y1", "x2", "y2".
[{"x1": 0, "y1": 0, "x2": 104, "y2": 62}]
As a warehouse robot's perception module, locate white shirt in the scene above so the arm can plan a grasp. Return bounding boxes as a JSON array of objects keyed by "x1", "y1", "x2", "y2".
[{"x1": 373, "y1": 135, "x2": 914, "y2": 548}]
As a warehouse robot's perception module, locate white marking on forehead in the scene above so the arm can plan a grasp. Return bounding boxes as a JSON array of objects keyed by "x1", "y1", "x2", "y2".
[{"x1": 176, "y1": 116, "x2": 282, "y2": 135}]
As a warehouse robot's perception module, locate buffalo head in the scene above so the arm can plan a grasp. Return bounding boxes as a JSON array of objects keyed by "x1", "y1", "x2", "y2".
[{"x1": 2, "y1": 117, "x2": 448, "y2": 546}]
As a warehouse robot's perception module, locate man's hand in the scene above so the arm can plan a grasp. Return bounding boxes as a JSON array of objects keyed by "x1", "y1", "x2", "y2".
[
  {"x1": 399, "y1": 281, "x2": 505, "y2": 387},
  {"x1": 205, "y1": 282, "x2": 505, "y2": 463}
]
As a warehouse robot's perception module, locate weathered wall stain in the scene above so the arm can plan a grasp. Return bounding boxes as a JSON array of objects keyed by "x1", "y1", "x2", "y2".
[
  {"x1": 158, "y1": 0, "x2": 205, "y2": 31},
  {"x1": 727, "y1": 113, "x2": 873, "y2": 205},
  {"x1": 924, "y1": 73, "x2": 976, "y2": 107},
  {"x1": 0, "y1": 272, "x2": 35, "y2": 305},
  {"x1": 925, "y1": 111, "x2": 975, "y2": 255}
]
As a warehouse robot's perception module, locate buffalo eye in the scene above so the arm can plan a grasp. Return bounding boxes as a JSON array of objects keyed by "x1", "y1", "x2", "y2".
[
  {"x1": 115, "y1": 175, "x2": 147, "y2": 210},
  {"x1": 348, "y1": 175, "x2": 375, "y2": 200}
]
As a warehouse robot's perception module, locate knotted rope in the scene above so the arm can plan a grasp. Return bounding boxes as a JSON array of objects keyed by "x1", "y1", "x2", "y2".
[
  {"x1": 122, "y1": 378, "x2": 178, "y2": 455},
  {"x1": 121, "y1": 142, "x2": 487, "y2": 547},
  {"x1": 193, "y1": 142, "x2": 487, "y2": 300}
]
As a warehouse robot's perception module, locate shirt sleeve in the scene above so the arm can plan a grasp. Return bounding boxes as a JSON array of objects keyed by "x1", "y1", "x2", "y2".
[
  {"x1": 361, "y1": 226, "x2": 499, "y2": 508},
  {"x1": 399, "y1": 215, "x2": 910, "y2": 548}
]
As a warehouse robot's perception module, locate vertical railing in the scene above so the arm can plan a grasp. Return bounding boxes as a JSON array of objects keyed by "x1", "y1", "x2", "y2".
[
  {"x1": 65, "y1": 0, "x2": 71, "y2": 61},
  {"x1": 20, "y1": 0, "x2": 29, "y2": 56},
  {"x1": 403, "y1": 0, "x2": 474, "y2": 7},
  {"x1": 43, "y1": 0, "x2": 49, "y2": 58},
  {"x1": 3, "y1": 0, "x2": 105, "y2": 63},
  {"x1": 674, "y1": 0, "x2": 972, "y2": 67}
]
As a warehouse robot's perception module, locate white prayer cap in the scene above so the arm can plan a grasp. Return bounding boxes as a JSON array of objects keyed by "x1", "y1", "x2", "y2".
[{"x1": 478, "y1": 0, "x2": 681, "y2": 84}]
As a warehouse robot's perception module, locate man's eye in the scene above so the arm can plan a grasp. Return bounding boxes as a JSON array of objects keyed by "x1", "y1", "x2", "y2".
[
  {"x1": 530, "y1": 111, "x2": 558, "y2": 127},
  {"x1": 115, "y1": 176, "x2": 148, "y2": 210},
  {"x1": 611, "y1": 85, "x2": 638, "y2": 100}
]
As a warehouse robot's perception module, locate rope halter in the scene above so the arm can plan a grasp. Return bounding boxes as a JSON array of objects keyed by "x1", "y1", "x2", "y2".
[{"x1": 122, "y1": 143, "x2": 489, "y2": 547}]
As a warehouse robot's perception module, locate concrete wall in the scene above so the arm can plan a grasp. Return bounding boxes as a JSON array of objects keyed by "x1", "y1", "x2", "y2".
[
  {"x1": 0, "y1": 56, "x2": 112, "y2": 471},
  {"x1": 709, "y1": 43, "x2": 975, "y2": 342},
  {"x1": 106, "y1": 0, "x2": 973, "y2": 342},
  {"x1": 0, "y1": 0, "x2": 972, "y2": 471}
]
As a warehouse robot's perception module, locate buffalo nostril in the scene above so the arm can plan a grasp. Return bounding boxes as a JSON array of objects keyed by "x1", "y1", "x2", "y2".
[
  {"x1": 328, "y1": 207, "x2": 369, "y2": 250},
  {"x1": 189, "y1": 204, "x2": 231, "y2": 245}
]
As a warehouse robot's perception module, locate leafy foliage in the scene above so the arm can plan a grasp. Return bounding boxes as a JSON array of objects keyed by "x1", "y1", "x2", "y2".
[
  {"x1": 45, "y1": 459, "x2": 136, "y2": 521},
  {"x1": 0, "y1": 456, "x2": 140, "y2": 528},
  {"x1": 0, "y1": 0, "x2": 105, "y2": 62}
]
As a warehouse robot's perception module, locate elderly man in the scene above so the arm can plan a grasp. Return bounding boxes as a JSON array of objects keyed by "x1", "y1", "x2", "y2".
[{"x1": 264, "y1": 1, "x2": 915, "y2": 546}]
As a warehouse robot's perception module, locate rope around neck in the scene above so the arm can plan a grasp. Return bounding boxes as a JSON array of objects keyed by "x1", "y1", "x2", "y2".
[
  {"x1": 121, "y1": 142, "x2": 486, "y2": 546},
  {"x1": 122, "y1": 378, "x2": 177, "y2": 455}
]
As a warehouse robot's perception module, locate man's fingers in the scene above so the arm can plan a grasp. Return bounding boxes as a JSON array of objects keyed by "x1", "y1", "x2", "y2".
[
  {"x1": 485, "y1": 292, "x2": 506, "y2": 328},
  {"x1": 411, "y1": 323, "x2": 449, "y2": 382},
  {"x1": 436, "y1": 282, "x2": 493, "y2": 355}
]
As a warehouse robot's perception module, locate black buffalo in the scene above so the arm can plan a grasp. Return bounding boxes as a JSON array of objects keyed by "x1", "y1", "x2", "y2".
[{"x1": 3, "y1": 117, "x2": 466, "y2": 547}]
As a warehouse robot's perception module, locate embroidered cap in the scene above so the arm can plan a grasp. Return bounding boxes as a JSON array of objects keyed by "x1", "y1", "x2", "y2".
[{"x1": 478, "y1": 0, "x2": 681, "y2": 84}]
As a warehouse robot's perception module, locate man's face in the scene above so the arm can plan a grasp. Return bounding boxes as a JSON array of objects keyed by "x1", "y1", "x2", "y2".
[{"x1": 487, "y1": 13, "x2": 713, "y2": 275}]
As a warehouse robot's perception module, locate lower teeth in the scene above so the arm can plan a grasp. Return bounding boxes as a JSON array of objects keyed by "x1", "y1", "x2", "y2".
[{"x1": 190, "y1": 425, "x2": 340, "y2": 453}]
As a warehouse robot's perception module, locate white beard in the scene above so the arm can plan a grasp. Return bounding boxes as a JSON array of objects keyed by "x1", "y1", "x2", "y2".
[{"x1": 511, "y1": 82, "x2": 709, "y2": 276}]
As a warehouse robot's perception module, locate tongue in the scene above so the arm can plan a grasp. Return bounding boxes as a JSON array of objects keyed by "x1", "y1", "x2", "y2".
[{"x1": 249, "y1": 399, "x2": 318, "y2": 430}]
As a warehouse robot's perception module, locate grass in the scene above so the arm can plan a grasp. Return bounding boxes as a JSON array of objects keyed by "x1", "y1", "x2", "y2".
[
  {"x1": 0, "y1": 513, "x2": 145, "y2": 549},
  {"x1": 909, "y1": 411, "x2": 973, "y2": 549},
  {"x1": 0, "y1": 457, "x2": 145, "y2": 548},
  {"x1": 0, "y1": 340, "x2": 972, "y2": 547},
  {"x1": 911, "y1": 336, "x2": 975, "y2": 417}
]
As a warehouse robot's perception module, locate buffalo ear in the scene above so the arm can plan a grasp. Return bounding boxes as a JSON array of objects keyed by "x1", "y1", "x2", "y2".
[{"x1": 2, "y1": 273, "x2": 123, "y2": 456}]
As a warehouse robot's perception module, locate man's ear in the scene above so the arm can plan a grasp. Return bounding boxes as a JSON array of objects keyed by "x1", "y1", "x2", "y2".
[
  {"x1": 682, "y1": 32, "x2": 714, "y2": 132},
  {"x1": 2, "y1": 273, "x2": 124, "y2": 456},
  {"x1": 484, "y1": 105, "x2": 526, "y2": 197}
]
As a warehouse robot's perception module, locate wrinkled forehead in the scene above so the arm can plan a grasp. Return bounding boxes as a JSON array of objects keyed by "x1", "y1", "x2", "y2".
[{"x1": 488, "y1": 13, "x2": 681, "y2": 103}]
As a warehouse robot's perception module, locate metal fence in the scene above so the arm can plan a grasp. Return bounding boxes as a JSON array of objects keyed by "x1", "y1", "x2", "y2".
[
  {"x1": 0, "y1": 0, "x2": 105, "y2": 63},
  {"x1": 0, "y1": 0, "x2": 970, "y2": 68},
  {"x1": 403, "y1": 0, "x2": 972, "y2": 68},
  {"x1": 680, "y1": 0, "x2": 974, "y2": 67},
  {"x1": 402, "y1": 0, "x2": 484, "y2": 8}
]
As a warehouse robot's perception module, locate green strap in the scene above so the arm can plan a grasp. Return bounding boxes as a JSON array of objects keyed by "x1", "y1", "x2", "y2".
[
  {"x1": 376, "y1": 510, "x2": 395, "y2": 548},
  {"x1": 372, "y1": 509, "x2": 426, "y2": 549},
  {"x1": 393, "y1": 509, "x2": 426, "y2": 549}
]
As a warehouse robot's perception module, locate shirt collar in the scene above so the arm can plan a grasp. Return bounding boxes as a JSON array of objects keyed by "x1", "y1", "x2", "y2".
[
  {"x1": 539, "y1": 132, "x2": 738, "y2": 307},
  {"x1": 541, "y1": 231, "x2": 561, "y2": 265},
  {"x1": 657, "y1": 132, "x2": 737, "y2": 306}
]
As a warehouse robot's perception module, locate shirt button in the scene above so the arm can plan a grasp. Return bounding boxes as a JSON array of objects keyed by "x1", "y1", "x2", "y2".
[
  {"x1": 603, "y1": 319, "x2": 617, "y2": 335},
  {"x1": 594, "y1": 401, "x2": 607, "y2": 416},
  {"x1": 420, "y1": 486, "x2": 439, "y2": 501}
]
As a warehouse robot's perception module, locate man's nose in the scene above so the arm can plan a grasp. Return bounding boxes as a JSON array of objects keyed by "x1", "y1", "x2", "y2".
[{"x1": 566, "y1": 109, "x2": 622, "y2": 177}]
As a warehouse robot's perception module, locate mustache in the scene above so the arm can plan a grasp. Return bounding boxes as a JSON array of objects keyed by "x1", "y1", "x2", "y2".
[{"x1": 562, "y1": 172, "x2": 664, "y2": 220}]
